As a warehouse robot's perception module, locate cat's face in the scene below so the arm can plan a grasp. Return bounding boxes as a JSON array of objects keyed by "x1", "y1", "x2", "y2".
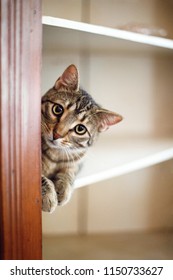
[{"x1": 41, "y1": 65, "x2": 122, "y2": 152}]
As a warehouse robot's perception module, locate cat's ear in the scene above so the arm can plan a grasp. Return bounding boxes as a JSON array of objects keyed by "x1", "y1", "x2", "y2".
[
  {"x1": 96, "y1": 109, "x2": 123, "y2": 132},
  {"x1": 54, "y1": 64, "x2": 79, "y2": 91}
]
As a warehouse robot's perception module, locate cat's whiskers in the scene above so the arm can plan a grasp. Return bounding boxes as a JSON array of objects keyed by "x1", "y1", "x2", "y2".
[
  {"x1": 64, "y1": 147, "x2": 75, "y2": 164},
  {"x1": 61, "y1": 146, "x2": 83, "y2": 166},
  {"x1": 70, "y1": 146, "x2": 85, "y2": 162}
]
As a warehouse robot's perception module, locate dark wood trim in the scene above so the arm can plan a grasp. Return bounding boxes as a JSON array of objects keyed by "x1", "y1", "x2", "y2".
[{"x1": 0, "y1": 0, "x2": 42, "y2": 260}]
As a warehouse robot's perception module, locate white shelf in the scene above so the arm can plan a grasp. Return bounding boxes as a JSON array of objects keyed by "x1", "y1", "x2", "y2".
[
  {"x1": 74, "y1": 137, "x2": 173, "y2": 188},
  {"x1": 42, "y1": 16, "x2": 173, "y2": 53}
]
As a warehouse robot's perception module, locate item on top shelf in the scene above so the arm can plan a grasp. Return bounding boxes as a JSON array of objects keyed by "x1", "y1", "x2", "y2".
[{"x1": 117, "y1": 23, "x2": 168, "y2": 38}]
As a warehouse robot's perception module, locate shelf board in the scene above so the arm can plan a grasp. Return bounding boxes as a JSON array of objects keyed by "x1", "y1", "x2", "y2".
[
  {"x1": 42, "y1": 16, "x2": 173, "y2": 53},
  {"x1": 74, "y1": 136, "x2": 173, "y2": 188}
]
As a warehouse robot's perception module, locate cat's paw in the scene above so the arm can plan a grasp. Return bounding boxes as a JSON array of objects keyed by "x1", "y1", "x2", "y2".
[
  {"x1": 42, "y1": 175, "x2": 57, "y2": 213},
  {"x1": 55, "y1": 180, "x2": 73, "y2": 206}
]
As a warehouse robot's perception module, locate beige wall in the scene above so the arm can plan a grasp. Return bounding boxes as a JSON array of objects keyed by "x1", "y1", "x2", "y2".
[{"x1": 43, "y1": 0, "x2": 173, "y2": 38}]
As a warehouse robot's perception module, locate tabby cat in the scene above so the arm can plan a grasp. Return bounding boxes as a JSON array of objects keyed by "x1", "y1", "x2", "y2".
[{"x1": 41, "y1": 64, "x2": 122, "y2": 213}]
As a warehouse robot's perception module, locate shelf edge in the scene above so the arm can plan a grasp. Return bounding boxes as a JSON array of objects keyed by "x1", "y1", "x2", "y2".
[
  {"x1": 74, "y1": 147, "x2": 173, "y2": 189},
  {"x1": 42, "y1": 16, "x2": 173, "y2": 50}
]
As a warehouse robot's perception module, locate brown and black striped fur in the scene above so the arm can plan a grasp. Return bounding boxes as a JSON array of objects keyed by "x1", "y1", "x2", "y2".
[{"x1": 41, "y1": 65, "x2": 122, "y2": 212}]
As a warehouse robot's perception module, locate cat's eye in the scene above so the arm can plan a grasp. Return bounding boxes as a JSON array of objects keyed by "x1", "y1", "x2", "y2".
[
  {"x1": 52, "y1": 104, "x2": 64, "y2": 116},
  {"x1": 74, "y1": 124, "x2": 87, "y2": 135}
]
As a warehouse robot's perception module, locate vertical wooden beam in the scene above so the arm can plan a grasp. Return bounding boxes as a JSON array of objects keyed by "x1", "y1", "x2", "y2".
[{"x1": 0, "y1": 0, "x2": 42, "y2": 259}]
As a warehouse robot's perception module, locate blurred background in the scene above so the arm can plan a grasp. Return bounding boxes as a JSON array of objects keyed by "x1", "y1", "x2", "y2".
[{"x1": 42, "y1": 0, "x2": 173, "y2": 259}]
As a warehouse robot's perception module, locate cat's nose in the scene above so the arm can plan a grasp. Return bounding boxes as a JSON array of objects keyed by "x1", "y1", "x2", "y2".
[{"x1": 53, "y1": 132, "x2": 62, "y2": 140}]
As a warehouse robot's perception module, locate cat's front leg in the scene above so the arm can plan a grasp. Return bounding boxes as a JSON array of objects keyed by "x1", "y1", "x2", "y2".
[
  {"x1": 42, "y1": 175, "x2": 57, "y2": 213},
  {"x1": 53, "y1": 172, "x2": 75, "y2": 206}
]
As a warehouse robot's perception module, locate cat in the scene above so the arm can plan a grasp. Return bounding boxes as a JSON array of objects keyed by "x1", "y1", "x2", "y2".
[{"x1": 41, "y1": 64, "x2": 122, "y2": 213}]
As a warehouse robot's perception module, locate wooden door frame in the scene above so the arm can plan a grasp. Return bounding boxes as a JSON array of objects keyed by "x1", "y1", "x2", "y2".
[{"x1": 0, "y1": 0, "x2": 42, "y2": 259}]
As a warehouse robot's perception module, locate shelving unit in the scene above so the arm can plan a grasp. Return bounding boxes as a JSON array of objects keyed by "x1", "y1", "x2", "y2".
[
  {"x1": 42, "y1": 16, "x2": 173, "y2": 189},
  {"x1": 42, "y1": 1, "x2": 173, "y2": 245}
]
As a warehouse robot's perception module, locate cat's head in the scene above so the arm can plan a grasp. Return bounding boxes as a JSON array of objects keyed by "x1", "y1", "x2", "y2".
[{"x1": 41, "y1": 64, "x2": 122, "y2": 152}]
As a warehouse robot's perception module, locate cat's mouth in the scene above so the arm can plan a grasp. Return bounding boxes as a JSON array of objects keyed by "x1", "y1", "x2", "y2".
[
  {"x1": 45, "y1": 138, "x2": 60, "y2": 149},
  {"x1": 47, "y1": 139, "x2": 58, "y2": 149},
  {"x1": 47, "y1": 138, "x2": 71, "y2": 150}
]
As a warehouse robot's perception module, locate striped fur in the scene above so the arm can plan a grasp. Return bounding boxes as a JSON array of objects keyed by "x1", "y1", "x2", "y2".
[{"x1": 42, "y1": 65, "x2": 122, "y2": 212}]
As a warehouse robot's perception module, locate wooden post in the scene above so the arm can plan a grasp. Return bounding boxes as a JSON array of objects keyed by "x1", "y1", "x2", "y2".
[{"x1": 0, "y1": 0, "x2": 42, "y2": 260}]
